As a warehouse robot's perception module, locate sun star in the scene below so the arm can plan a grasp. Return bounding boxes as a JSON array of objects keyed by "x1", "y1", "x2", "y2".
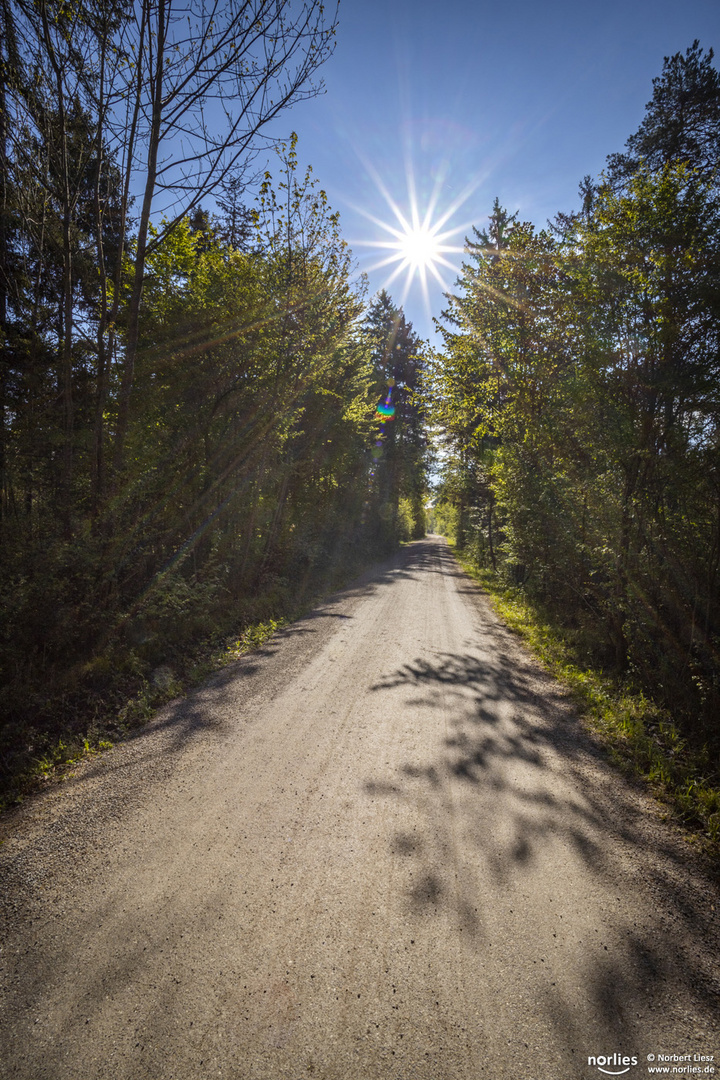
[{"x1": 349, "y1": 152, "x2": 483, "y2": 322}]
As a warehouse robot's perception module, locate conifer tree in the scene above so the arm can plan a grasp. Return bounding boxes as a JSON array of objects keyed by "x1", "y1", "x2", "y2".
[{"x1": 364, "y1": 291, "x2": 427, "y2": 544}]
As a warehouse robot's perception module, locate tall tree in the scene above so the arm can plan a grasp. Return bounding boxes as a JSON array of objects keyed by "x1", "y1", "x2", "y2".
[
  {"x1": 364, "y1": 290, "x2": 427, "y2": 543},
  {"x1": 608, "y1": 40, "x2": 720, "y2": 184},
  {"x1": 108, "y1": 0, "x2": 340, "y2": 473},
  {"x1": 431, "y1": 46, "x2": 720, "y2": 742}
]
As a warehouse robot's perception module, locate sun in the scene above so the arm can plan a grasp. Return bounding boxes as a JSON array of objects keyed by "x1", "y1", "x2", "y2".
[
  {"x1": 398, "y1": 224, "x2": 443, "y2": 271},
  {"x1": 348, "y1": 153, "x2": 482, "y2": 321},
  {"x1": 361, "y1": 203, "x2": 465, "y2": 299}
]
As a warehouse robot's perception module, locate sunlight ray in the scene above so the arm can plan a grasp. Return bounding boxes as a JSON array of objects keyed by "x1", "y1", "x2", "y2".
[
  {"x1": 418, "y1": 266, "x2": 434, "y2": 325},
  {"x1": 427, "y1": 260, "x2": 451, "y2": 290},
  {"x1": 362, "y1": 253, "x2": 417, "y2": 274},
  {"x1": 344, "y1": 204, "x2": 410, "y2": 240},
  {"x1": 435, "y1": 254, "x2": 464, "y2": 271},
  {"x1": 398, "y1": 274, "x2": 413, "y2": 308},
  {"x1": 421, "y1": 162, "x2": 451, "y2": 232},
  {"x1": 431, "y1": 174, "x2": 488, "y2": 232},
  {"x1": 352, "y1": 149, "x2": 414, "y2": 234},
  {"x1": 383, "y1": 260, "x2": 412, "y2": 290},
  {"x1": 352, "y1": 238, "x2": 413, "y2": 250}
]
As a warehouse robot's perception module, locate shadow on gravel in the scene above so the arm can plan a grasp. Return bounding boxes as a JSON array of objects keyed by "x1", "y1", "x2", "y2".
[
  {"x1": 363, "y1": 638, "x2": 720, "y2": 1058},
  {"x1": 132, "y1": 542, "x2": 460, "y2": 759},
  {"x1": 319, "y1": 538, "x2": 467, "y2": 603},
  {"x1": 60, "y1": 541, "x2": 448, "y2": 792}
]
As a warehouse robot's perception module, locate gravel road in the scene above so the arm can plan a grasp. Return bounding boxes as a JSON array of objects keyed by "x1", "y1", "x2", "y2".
[{"x1": 1, "y1": 537, "x2": 718, "y2": 1080}]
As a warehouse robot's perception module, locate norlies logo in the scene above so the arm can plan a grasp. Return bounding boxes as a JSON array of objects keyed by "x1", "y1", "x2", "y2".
[{"x1": 588, "y1": 1053, "x2": 639, "y2": 1075}]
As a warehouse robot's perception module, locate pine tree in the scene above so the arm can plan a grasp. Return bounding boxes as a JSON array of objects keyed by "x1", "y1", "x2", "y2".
[
  {"x1": 607, "y1": 41, "x2": 720, "y2": 184},
  {"x1": 364, "y1": 291, "x2": 427, "y2": 544}
]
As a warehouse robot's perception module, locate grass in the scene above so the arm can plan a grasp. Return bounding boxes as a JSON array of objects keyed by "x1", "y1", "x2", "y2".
[
  {"x1": 0, "y1": 616, "x2": 289, "y2": 813},
  {"x1": 0, "y1": 547, "x2": 377, "y2": 814},
  {"x1": 112, "y1": 617, "x2": 289, "y2": 730},
  {"x1": 451, "y1": 544, "x2": 720, "y2": 854}
]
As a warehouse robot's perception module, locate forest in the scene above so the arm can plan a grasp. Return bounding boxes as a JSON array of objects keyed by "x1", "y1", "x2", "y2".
[
  {"x1": 0, "y1": 0, "x2": 426, "y2": 801},
  {"x1": 1, "y1": 3, "x2": 719, "y2": 829},
  {"x1": 427, "y1": 42, "x2": 720, "y2": 816}
]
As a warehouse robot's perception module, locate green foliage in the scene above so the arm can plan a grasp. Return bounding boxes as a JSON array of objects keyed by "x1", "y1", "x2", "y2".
[
  {"x1": 426, "y1": 45, "x2": 720, "y2": 794},
  {"x1": 0, "y1": 111, "x2": 427, "y2": 807},
  {"x1": 607, "y1": 40, "x2": 720, "y2": 184},
  {"x1": 397, "y1": 496, "x2": 425, "y2": 541},
  {"x1": 363, "y1": 290, "x2": 429, "y2": 548},
  {"x1": 455, "y1": 549, "x2": 720, "y2": 848},
  {"x1": 432, "y1": 501, "x2": 459, "y2": 543}
]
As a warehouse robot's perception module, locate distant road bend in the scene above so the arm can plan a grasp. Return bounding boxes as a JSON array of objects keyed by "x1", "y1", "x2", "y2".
[{"x1": 1, "y1": 537, "x2": 718, "y2": 1079}]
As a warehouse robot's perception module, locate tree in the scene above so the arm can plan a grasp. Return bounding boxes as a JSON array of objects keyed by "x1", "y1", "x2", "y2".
[
  {"x1": 108, "y1": 0, "x2": 340, "y2": 473},
  {"x1": 432, "y1": 117, "x2": 720, "y2": 743},
  {"x1": 1, "y1": 0, "x2": 340, "y2": 503},
  {"x1": 215, "y1": 172, "x2": 257, "y2": 251},
  {"x1": 364, "y1": 291, "x2": 427, "y2": 544},
  {"x1": 563, "y1": 163, "x2": 720, "y2": 691},
  {"x1": 607, "y1": 40, "x2": 720, "y2": 184}
]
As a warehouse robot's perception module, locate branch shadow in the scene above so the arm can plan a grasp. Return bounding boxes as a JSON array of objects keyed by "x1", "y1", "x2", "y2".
[{"x1": 363, "y1": 644, "x2": 720, "y2": 1059}]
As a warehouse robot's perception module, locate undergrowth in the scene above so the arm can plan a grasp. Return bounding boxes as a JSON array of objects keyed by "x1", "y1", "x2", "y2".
[
  {"x1": 452, "y1": 546, "x2": 720, "y2": 853},
  {"x1": 0, "y1": 551, "x2": 375, "y2": 814},
  {"x1": 0, "y1": 617, "x2": 287, "y2": 813}
]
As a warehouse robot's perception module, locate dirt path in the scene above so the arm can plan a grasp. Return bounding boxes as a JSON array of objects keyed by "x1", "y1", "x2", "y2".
[{"x1": 1, "y1": 537, "x2": 718, "y2": 1079}]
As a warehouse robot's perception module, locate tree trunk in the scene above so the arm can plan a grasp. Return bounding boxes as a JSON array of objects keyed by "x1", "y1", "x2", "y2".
[
  {"x1": 39, "y1": 1, "x2": 74, "y2": 529},
  {"x1": 91, "y1": 27, "x2": 109, "y2": 517},
  {"x1": 113, "y1": 0, "x2": 165, "y2": 475},
  {"x1": 0, "y1": 46, "x2": 8, "y2": 525},
  {"x1": 488, "y1": 496, "x2": 497, "y2": 572}
]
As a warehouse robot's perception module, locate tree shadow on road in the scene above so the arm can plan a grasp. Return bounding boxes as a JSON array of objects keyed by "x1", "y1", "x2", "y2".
[
  {"x1": 363, "y1": 645, "x2": 720, "y2": 1059},
  {"x1": 66, "y1": 541, "x2": 452, "y2": 776}
]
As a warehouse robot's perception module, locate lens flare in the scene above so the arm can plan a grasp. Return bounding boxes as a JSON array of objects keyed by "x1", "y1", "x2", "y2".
[
  {"x1": 369, "y1": 384, "x2": 397, "y2": 478},
  {"x1": 376, "y1": 386, "x2": 396, "y2": 420}
]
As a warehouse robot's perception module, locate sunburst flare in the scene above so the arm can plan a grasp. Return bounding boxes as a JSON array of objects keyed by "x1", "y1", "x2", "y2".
[{"x1": 349, "y1": 150, "x2": 484, "y2": 324}]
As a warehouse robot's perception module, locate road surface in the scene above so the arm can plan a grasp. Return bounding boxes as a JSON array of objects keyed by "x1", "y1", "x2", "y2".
[{"x1": 1, "y1": 537, "x2": 718, "y2": 1079}]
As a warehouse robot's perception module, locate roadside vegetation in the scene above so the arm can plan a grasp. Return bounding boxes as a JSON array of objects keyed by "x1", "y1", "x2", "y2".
[
  {"x1": 447, "y1": 538, "x2": 720, "y2": 850},
  {"x1": 0, "y1": 2, "x2": 427, "y2": 810},
  {"x1": 2, "y1": 558, "x2": 349, "y2": 811},
  {"x1": 425, "y1": 43, "x2": 720, "y2": 850}
]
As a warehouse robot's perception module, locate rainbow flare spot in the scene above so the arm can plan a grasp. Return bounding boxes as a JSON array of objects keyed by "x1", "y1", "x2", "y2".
[{"x1": 376, "y1": 385, "x2": 395, "y2": 420}]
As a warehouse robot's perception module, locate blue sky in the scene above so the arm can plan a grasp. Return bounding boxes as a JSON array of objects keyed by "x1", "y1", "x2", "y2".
[{"x1": 270, "y1": 0, "x2": 720, "y2": 342}]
